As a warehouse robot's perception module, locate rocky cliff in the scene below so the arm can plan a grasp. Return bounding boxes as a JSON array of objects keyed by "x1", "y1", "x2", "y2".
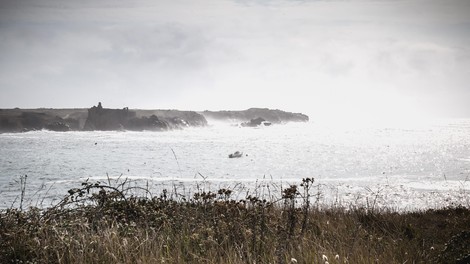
[
  {"x1": 134, "y1": 109, "x2": 208, "y2": 128},
  {"x1": 83, "y1": 103, "x2": 208, "y2": 131},
  {"x1": 83, "y1": 103, "x2": 136, "y2": 131},
  {"x1": 0, "y1": 105, "x2": 304, "y2": 132},
  {"x1": 0, "y1": 103, "x2": 208, "y2": 132},
  {"x1": 201, "y1": 108, "x2": 309, "y2": 123},
  {"x1": 0, "y1": 108, "x2": 87, "y2": 132}
]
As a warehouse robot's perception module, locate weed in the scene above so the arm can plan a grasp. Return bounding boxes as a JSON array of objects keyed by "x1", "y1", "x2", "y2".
[{"x1": 1, "y1": 178, "x2": 469, "y2": 263}]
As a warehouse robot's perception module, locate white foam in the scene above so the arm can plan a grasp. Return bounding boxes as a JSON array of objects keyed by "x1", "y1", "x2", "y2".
[{"x1": 2, "y1": 118, "x2": 470, "y2": 210}]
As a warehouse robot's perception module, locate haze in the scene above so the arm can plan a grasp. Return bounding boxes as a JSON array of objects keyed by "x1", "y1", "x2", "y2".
[{"x1": 1, "y1": 0, "x2": 469, "y2": 122}]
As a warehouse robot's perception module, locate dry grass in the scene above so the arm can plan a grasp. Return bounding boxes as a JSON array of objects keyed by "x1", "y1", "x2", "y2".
[{"x1": 1, "y1": 178, "x2": 470, "y2": 264}]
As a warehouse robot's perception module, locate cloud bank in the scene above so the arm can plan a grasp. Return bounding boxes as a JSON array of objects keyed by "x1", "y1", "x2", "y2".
[{"x1": 1, "y1": 0, "x2": 469, "y2": 120}]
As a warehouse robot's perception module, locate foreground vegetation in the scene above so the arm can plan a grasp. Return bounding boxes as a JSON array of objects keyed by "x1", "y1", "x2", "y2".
[{"x1": 1, "y1": 178, "x2": 470, "y2": 263}]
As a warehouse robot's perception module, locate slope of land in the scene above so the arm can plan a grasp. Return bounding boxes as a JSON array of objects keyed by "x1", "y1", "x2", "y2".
[
  {"x1": 201, "y1": 108, "x2": 309, "y2": 123},
  {"x1": 0, "y1": 104, "x2": 309, "y2": 132},
  {"x1": 1, "y1": 179, "x2": 469, "y2": 263}
]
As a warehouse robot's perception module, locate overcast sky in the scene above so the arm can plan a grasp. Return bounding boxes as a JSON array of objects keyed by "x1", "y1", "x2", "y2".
[{"x1": 1, "y1": 0, "x2": 469, "y2": 121}]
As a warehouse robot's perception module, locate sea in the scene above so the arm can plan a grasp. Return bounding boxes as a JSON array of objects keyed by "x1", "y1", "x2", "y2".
[{"x1": 1, "y1": 119, "x2": 470, "y2": 211}]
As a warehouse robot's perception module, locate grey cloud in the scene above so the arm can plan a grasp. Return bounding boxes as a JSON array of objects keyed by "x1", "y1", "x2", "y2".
[
  {"x1": 1, "y1": 0, "x2": 470, "y2": 116},
  {"x1": 103, "y1": 24, "x2": 209, "y2": 69},
  {"x1": 233, "y1": 0, "x2": 400, "y2": 6},
  {"x1": 0, "y1": 16, "x2": 214, "y2": 107}
]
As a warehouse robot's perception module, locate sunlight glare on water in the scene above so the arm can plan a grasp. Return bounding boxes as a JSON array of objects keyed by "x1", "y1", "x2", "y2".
[{"x1": 1, "y1": 119, "x2": 470, "y2": 210}]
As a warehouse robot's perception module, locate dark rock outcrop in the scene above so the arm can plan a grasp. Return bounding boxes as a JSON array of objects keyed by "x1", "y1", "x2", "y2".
[
  {"x1": 241, "y1": 117, "x2": 270, "y2": 127},
  {"x1": 45, "y1": 122, "x2": 71, "y2": 132},
  {"x1": 0, "y1": 109, "x2": 83, "y2": 132},
  {"x1": 134, "y1": 109, "x2": 208, "y2": 128},
  {"x1": 83, "y1": 103, "x2": 208, "y2": 131},
  {"x1": 0, "y1": 103, "x2": 208, "y2": 133},
  {"x1": 1, "y1": 104, "x2": 306, "y2": 132},
  {"x1": 127, "y1": 115, "x2": 169, "y2": 131},
  {"x1": 83, "y1": 103, "x2": 136, "y2": 131},
  {"x1": 201, "y1": 108, "x2": 309, "y2": 124}
]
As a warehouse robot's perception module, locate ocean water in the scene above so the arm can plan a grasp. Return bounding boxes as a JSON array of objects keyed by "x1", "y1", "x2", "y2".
[{"x1": 1, "y1": 119, "x2": 470, "y2": 210}]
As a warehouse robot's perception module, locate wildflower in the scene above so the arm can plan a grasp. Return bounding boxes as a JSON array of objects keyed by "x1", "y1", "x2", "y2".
[{"x1": 291, "y1": 258, "x2": 298, "y2": 263}]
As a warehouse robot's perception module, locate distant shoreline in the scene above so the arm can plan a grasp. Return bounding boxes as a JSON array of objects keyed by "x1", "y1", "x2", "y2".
[{"x1": 0, "y1": 103, "x2": 309, "y2": 133}]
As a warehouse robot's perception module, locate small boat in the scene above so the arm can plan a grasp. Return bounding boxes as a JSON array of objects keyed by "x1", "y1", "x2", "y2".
[{"x1": 228, "y1": 151, "x2": 243, "y2": 158}]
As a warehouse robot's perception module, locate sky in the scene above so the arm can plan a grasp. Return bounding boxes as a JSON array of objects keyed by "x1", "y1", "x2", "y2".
[{"x1": 1, "y1": 0, "x2": 470, "y2": 122}]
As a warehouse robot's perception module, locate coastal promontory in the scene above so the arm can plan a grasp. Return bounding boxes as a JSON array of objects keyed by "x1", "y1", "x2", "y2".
[
  {"x1": 201, "y1": 108, "x2": 309, "y2": 124},
  {"x1": 0, "y1": 104, "x2": 309, "y2": 132},
  {"x1": 83, "y1": 103, "x2": 208, "y2": 131},
  {"x1": 0, "y1": 103, "x2": 208, "y2": 132}
]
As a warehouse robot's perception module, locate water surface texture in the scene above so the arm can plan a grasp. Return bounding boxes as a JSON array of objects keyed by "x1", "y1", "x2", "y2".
[{"x1": 1, "y1": 120, "x2": 470, "y2": 210}]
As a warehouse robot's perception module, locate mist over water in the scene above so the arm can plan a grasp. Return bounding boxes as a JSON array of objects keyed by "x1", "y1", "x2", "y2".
[{"x1": 1, "y1": 119, "x2": 470, "y2": 210}]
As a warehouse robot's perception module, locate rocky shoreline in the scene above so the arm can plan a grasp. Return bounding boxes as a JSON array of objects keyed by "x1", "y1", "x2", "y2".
[
  {"x1": 0, "y1": 103, "x2": 309, "y2": 133},
  {"x1": 202, "y1": 108, "x2": 309, "y2": 123}
]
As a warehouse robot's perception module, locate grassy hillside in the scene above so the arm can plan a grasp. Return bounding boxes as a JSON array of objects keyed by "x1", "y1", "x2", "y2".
[{"x1": 1, "y1": 178, "x2": 469, "y2": 263}]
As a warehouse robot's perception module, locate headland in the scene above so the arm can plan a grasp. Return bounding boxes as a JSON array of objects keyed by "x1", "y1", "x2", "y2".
[{"x1": 0, "y1": 103, "x2": 309, "y2": 132}]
